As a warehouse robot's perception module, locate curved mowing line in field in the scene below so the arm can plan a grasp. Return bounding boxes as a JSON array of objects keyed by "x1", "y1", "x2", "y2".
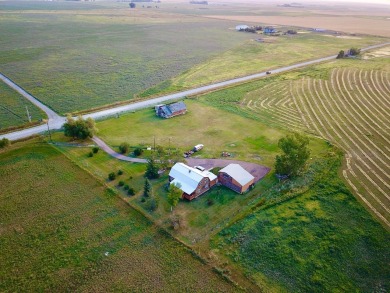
[
  {"x1": 320, "y1": 82, "x2": 390, "y2": 222},
  {"x1": 242, "y1": 83, "x2": 304, "y2": 130},
  {"x1": 334, "y1": 70, "x2": 390, "y2": 184},
  {"x1": 380, "y1": 71, "x2": 390, "y2": 93},
  {"x1": 304, "y1": 69, "x2": 389, "y2": 221},
  {"x1": 290, "y1": 81, "x2": 311, "y2": 131},
  {"x1": 340, "y1": 70, "x2": 390, "y2": 144},
  {"x1": 340, "y1": 69, "x2": 390, "y2": 149},
  {"x1": 295, "y1": 74, "x2": 390, "y2": 225},
  {"x1": 345, "y1": 147, "x2": 390, "y2": 216},
  {"x1": 320, "y1": 81, "x2": 390, "y2": 210},
  {"x1": 369, "y1": 70, "x2": 390, "y2": 110},
  {"x1": 343, "y1": 170, "x2": 390, "y2": 227},
  {"x1": 356, "y1": 70, "x2": 389, "y2": 121}
]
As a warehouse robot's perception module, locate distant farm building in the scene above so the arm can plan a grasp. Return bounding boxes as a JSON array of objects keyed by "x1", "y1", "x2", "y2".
[
  {"x1": 155, "y1": 101, "x2": 187, "y2": 119},
  {"x1": 218, "y1": 164, "x2": 255, "y2": 193},
  {"x1": 236, "y1": 24, "x2": 249, "y2": 31},
  {"x1": 264, "y1": 26, "x2": 277, "y2": 35},
  {"x1": 169, "y1": 163, "x2": 217, "y2": 201}
]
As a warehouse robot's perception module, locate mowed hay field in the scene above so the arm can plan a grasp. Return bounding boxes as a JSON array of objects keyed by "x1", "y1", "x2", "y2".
[
  {"x1": 223, "y1": 53, "x2": 390, "y2": 227},
  {"x1": 0, "y1": 81, "x2": 46, "y2": 131},
  {"x1": 0, "y1": 142, "x2": 239, "y2": 292},
  {"x1": 0, "y1": 1, "x2": 251, "y2": 115}
]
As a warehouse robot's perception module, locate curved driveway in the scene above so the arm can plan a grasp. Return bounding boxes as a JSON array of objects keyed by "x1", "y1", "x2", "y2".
[{"x1": 1, "y1": 41, "x2": 389, "y2": 141}]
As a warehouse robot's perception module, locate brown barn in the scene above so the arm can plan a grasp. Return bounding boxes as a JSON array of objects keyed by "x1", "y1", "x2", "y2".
[
  {"x1": 155, "y1": 101, "x2": 187, "y2": 119},
  {"x1": 218, "y1": 164, "x2": 255, "y2": 194},
  {"x1": 169, "y1": 163, "x2": 217, "y2": 201}
]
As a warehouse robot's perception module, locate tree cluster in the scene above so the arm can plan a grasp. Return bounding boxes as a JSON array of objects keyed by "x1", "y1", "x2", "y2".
[{"x1": 63, "y1": 116, "x2": 97, "y2": 140}]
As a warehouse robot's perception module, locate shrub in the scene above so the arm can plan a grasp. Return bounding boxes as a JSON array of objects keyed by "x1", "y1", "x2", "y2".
[
  {"x1": 118, "y1": 181, "x2": 125, "y2": 187},
  {"x1": 207, "y1": 198, "x2": 214, "y2": 206},
  {"x1": 134, "y1": 147, "x2": 143, "y2": 156},
  {"x1": 117, "y1": 169, "x2": 123, "y2": 176},
  {"x1": 124, "y1": 184, "x2": 129, "y2": 190},
  {"x1": 0, "y1": 138, "x2": 10, "y2": 148},
  {"x1": 170, "y1": 214, "x2": 184, "y2": 230},
  {"x1": 128, "y1": 187, "x2": 135, "y2": 196},
  {"x1": 144, "y1": 197, "x2": 158, "y2": 212},
  {"x1": 119, "y1": 142, "x2": 130, "y2": 154},
  {"x1": 108, "y1": 172, "x2": 116, "y2": 181},
  {"x1": 88, "y1": 151, "x2": 93, "y2": 157},
  {"x1": 92, "y1": 146, "x2": 99, "y2": 153}
]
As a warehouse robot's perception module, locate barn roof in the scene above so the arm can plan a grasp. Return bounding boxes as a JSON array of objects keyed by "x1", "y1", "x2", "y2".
[
  {"x1": 168, "y1": 101, "x2": 186, "y2": 114},
  {"x1": 169, "y1": 163, "x2": 216, "y2": 195},
  {"x1": 219, "y1": 164, "x2": 254, "y2": 186}
]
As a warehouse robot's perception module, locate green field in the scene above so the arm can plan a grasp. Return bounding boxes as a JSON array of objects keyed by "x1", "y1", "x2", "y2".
[
  {"x1": 212, "y1": 151, "x2": 390, "y2": 292},
  {"x1": 0, "y1": 81, "x2": 46, "y2": 131},
  {"x1": 0, "y1": 141, "x2": 239, "y2": 292},
  {"x1": 0, "y1": 1, "x2": 251, "y2": 114}
]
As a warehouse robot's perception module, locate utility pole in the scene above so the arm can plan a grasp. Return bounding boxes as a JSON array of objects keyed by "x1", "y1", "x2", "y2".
[
  {"x1": 46, "y1": 120, "x2": 52, "y2": 142},
  {"x1": 26, "y1": 106, "x2": 31, "y2": 123}
]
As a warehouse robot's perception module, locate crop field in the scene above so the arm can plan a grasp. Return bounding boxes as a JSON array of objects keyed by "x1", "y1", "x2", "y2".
[
  {"x1": 0, "y1": 81, "x2": 46, "y2": 131},
  {"x1": 0, "y1": 141, "x2": 239, "y2": 292},
  {"x1": 0, "y1": 1, "x2": 252, "y2": 115}
]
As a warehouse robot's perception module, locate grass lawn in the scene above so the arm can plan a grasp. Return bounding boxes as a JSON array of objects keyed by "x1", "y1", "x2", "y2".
[
  {"x1": 0, "y1": 81, "x2": 46, "y2": 131},
  {"x1": 0, "y1": 141, "x2": 240, "y2": 292},
  {"x1": 211, "y1": 151, "x2": 390, "y2": 292}
]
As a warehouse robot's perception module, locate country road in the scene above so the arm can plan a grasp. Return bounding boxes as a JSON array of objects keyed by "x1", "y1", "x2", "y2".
[{"x1": 1, "y1": 41, "x2": 389, "y2": 141}]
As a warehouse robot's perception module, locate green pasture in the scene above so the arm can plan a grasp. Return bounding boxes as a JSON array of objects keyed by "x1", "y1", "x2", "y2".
[
  {"x1": 212, "y1": 151, "x2": 390, "y2": 292},
  {"x1": 0, "y1": 2, "x2": 251, "y2": 114},
  {"x1": 0, "y1": 141, "x2": 239, "y2": 292},
  {"x1": 0, "y1": 81, "x2": 46, "y2": 131}
]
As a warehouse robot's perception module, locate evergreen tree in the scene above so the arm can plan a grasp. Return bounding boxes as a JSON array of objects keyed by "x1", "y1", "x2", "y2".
[
  {"x1": 145, "y1": 158, "x2": 159, "y2": 179},
  {"x1": 143, "y1": 178, "x2": 152, "y2": 197}
]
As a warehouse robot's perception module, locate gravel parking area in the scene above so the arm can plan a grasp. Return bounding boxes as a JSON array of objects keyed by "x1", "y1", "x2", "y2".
[{"x1": 185, "y1": 158, "x2": 271, "y2": 183}]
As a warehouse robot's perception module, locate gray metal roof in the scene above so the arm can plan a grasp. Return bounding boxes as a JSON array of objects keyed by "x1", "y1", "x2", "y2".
[{"x1": 219, "y1": 164, "x2": 254, "y2": 186}]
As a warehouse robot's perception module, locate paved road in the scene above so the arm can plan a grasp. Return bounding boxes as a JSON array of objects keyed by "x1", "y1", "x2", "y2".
[
  {"x1": 1, "y1": 41, "x2": 389, "y2": 141},
  {"x1": 0, "y1": 73, "x2": 62, "y2": 121}
]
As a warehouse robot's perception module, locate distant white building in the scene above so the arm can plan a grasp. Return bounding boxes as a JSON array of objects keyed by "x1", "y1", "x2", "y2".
[{"x1": 236, "y1": 24, "x2": 249, "y2": 31}]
